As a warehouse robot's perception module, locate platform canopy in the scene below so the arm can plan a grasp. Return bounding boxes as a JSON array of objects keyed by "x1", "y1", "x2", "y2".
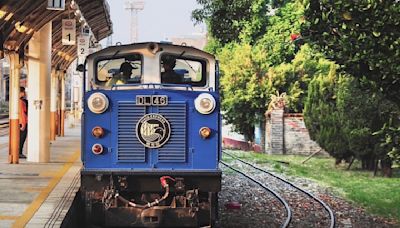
[{"x1": 0, "y1": 0, "x2": 112, "y2": 69}]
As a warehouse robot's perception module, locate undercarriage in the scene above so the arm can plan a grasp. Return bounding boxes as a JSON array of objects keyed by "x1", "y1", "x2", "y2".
[{"x1": 81, "y1": 171, "x2": 221, "y2": 227}]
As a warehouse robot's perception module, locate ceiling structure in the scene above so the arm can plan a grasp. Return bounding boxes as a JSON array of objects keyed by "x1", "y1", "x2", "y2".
[{"x1": 0, "y1": 0, "x2": 112, "y2": 70}]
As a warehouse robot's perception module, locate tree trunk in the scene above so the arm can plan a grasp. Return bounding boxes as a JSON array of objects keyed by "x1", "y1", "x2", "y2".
[
  {"x1": 373, "y1": 160, "x2": 379, "y2": 177},
  {"x1": 381, "y1": 158, "x2": 393, "y2": 177},
  {"x1": 346, "y1": 157, "x2": 355, "y2": 170},
  {"x1": 361, "y1": 157, "x2": 376, "y2": 171}
]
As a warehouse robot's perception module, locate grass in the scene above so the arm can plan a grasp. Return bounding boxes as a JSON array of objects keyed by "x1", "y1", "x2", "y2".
[{"x1": 222, "y1": 150, "x2": 400, "y2": 222}]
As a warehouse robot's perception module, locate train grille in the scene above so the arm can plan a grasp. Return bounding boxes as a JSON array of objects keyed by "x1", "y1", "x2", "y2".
[
  {"x1": 117, "y1": 102, "x2": 146, "y2": 162},
  {"x1": 158, "y1": 103, "x2": 187, "y2": 162},
  {"x1": 117, "y1": 102, "x2": 187, "y2": 163}
]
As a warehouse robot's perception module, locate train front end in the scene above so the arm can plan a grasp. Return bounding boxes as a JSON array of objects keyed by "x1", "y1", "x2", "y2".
[{"x1": 80, "y1": 43, "x2": 221, "y2": 227}]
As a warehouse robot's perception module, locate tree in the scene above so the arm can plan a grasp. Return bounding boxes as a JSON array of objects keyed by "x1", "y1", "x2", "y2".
[
  {"x1": 253, "y1": 1, "x2": 305, "y2": 68},
  {"x1": 305, "y1": 70, "x2": 399, "y2": 175},
  {"x1": 201, "y1": 1, "x2": 311, "y2": 149},
  {"x1": 303, "y1": 60, "x2": 353, "y2": 163},
  {"x1": 267, "y1": 44, "x2": 332, "y2": 113},
  {"x1": 302, "y1": 0, "x2": 400, "y2": 166},
  {"x1": 218, "y1": 43, "x2": 270, "y2": 141},
  {"x1": 192, "y1": 0, "x2": 270, "y2": 44},
  {"x1": 301, "y1": 0, "x2": 400, "y2": 105}
]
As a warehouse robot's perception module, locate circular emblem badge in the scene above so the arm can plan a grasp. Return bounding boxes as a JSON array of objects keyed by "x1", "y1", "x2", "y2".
[{"x1": 136, "y1": 114, "x2": 171, "y2": 148}]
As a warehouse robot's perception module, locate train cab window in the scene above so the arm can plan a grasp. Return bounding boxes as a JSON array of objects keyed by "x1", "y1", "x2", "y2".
[
  {"x1": 96, "y1": 54, "x2": 142, "y2": 88},
  {"x1": 161, "y1": 54, "x2": 206, "y2": 86}
]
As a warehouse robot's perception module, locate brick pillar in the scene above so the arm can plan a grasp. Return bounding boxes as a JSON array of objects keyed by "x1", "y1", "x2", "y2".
[{"x1": 270, "y1": 109, "x2": 284, "y2": 154}]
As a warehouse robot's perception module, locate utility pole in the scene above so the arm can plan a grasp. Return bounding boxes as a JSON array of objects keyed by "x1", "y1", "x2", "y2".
[
  {"x1": 106, "y1": 35, "x2": 113, "y2": 47},
  {"x1": 124, "y1": 0, "x2": 144, "y2": 43}
]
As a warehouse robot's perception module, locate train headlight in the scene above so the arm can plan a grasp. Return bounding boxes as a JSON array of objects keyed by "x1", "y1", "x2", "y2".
[
  {"x1": 194, "y1": 93, "x2": 216, "y2": 114},
  {"x1": 88, "y1": 92, "x2": 109, "y2": 114},
  {"x1": 92, "y1": 143, "x2": 104, "y2": 155}
]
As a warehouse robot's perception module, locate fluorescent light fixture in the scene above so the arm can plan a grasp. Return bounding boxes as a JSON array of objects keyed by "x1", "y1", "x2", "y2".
[
  {"x1": 15, "y1": 21, "x2": 29, "y2": 33},
  {"x1": 0, "y1": 10, "x2": 6, "y2": 19},
  {"x1": 5, "y1": 12, "x2": 13, "y2": 21}
]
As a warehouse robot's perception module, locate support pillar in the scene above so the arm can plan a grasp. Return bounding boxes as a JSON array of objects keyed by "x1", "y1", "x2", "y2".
[
  {"x1": 56, "y1": 70, "x2": 61, "y2": 136},
  {"x1": 0, "y1": 60, "x2": 5, "y2": 101},
  {"x1": 269, "y1": 109, "x2": 284, "y2": 155},
  {"x1": 7, "y1": 52, "x2": 21, "y2": 164},
  {"x1": 60, "y1": 70, "x2": 65, "y2": 137},
  {"x1": 27, "y1": 22, "x2": 52, "y2": 163},
  {"x1": 50, "y1": 68, "x2": 57, "y2": 141}
]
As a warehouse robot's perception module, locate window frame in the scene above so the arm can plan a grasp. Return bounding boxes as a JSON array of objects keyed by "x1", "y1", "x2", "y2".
[
  {"x1": 160, "y1": 53, "x2": 207, "y2": 87},
  {"x1": 93, "y1": 53, "x2": 144, "y2": 87}
]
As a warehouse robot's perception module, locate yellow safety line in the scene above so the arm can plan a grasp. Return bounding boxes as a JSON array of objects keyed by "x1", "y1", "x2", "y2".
[
  {"x1": 12, "y1": 150, "x2": 80, "y2": 228},
  {"x1": 23, "y1": 187, "x2": 45, "y2": 192},
  {"x1": 0, "y1": 215, "x2": 19, "y2": 220}
]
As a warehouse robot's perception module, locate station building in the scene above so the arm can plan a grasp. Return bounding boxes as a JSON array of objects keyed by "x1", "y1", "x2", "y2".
[{"x1": 0, "y1": 0, "x2": 112, "y2": 163}]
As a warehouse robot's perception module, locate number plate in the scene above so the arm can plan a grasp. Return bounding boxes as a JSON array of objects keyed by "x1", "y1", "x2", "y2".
[{"x1": 136, "y1": 95, "x2": 168, "y2": 106}]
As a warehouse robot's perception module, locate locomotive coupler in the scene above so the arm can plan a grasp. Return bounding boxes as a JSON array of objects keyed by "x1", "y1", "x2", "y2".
[
  {"x1": 174, "y1": 177, "x2": 185, "y2": 194},
  {"x1": 118, "y1": 176, "x2": 128, "y2": 190}
]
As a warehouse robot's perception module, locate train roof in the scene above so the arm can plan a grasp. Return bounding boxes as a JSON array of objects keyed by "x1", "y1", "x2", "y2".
[{"x1": 87, "y1": 42, "x2": 215, "y2": 61}]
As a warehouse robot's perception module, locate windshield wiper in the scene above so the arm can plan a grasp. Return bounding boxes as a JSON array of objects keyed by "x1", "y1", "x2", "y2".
[
  {"x1": 178, "y1": 50, "x2": 197, "y2": 73},
  {"x1": 98, "y1": 50, "x2": 120, "y2": 72}
]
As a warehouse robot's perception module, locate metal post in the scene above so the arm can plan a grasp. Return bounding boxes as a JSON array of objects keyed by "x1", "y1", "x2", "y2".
[{"x1": 125, "y1": 1, "x2": 144, "y2": 43}]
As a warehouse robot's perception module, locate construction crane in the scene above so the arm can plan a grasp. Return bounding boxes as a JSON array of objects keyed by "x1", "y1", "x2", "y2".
[{"x1": 124, "y1": 0, "x2": 145, "y2": 43}]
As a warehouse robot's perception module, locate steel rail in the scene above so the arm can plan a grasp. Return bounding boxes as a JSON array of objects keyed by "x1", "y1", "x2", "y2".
[
  {"x1": 223, "y1": 151, "x2": 336, "y2": 228},
  {"x1": 220, "y1": 161, "x2": 292, "y2": 228}
]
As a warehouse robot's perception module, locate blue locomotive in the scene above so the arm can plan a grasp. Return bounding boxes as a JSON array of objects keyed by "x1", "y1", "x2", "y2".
[{"x1": 80, "y1": 42, "x2": 221, "y2": 227}]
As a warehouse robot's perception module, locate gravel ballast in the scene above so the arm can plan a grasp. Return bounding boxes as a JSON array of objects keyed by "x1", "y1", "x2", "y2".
[{"x1": 217, "y1": 160, "x2": 398, "y2": 228}]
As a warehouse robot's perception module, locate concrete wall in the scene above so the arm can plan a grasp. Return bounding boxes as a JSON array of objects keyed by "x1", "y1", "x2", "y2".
[{"x1": 266, "y1": 111, "x2": 328, "y2": 156}]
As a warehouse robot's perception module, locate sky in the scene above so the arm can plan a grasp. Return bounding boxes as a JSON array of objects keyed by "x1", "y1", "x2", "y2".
[{"x1": 103, "y1": 0, "x2": 205, "y2": 45}]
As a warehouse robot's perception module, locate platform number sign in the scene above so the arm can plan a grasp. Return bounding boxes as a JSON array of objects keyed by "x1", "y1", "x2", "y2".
[
  {"x1": 62, "y1": 19, "x2": 76, "y2": 45},
  {"x1": 47, "y1": 0, "x2": 65, "y2": 10},
  {"x1": 77, "y1": 35, "x2": 90, "y2": 58}
]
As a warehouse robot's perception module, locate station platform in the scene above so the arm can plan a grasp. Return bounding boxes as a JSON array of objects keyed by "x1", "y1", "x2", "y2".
[{"x1": 0, "y1": 125, "x2": 81, "y2": 227}]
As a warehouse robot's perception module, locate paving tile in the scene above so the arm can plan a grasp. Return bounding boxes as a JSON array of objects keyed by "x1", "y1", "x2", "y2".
[{"x1": 0, "y1": 126, "x2": 81, "y2": 227}]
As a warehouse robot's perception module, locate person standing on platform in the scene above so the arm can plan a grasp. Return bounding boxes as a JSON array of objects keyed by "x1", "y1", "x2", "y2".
[{"x1": 19, "y1": 87, "x2": 28, "y2": 159}]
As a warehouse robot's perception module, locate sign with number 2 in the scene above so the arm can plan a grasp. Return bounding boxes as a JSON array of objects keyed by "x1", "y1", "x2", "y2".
[{"x1": 77, "y1": 35, "x2": 90, "y2": 58}]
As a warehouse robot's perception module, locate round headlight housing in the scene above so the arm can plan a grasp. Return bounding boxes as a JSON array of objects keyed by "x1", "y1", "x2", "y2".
[
  {"x1": 194, "y1": 93, "x2": 216, "y2": 115},
  {"x1": 88, "y1": 92, "x2": 109, "y2": 114}
]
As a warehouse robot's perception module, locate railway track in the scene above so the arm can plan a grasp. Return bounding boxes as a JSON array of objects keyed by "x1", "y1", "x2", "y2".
[
  {"x1": 222, "y1": 150, "x2": 335, "y2": 228},
  {"x1": 0, "y1": 119, "x2": 9, "y2": 136},
  {"x1": 220, "y1": 160, "x2": 292, "y2": 228},
  {"x1": 0, "y1": 116, "x2": 9, "y2": 137}
]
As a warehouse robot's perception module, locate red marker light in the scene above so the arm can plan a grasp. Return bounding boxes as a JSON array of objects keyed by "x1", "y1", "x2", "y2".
[{"x1": 92, "y1": 144, "x2": 104, "y2": 155}]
